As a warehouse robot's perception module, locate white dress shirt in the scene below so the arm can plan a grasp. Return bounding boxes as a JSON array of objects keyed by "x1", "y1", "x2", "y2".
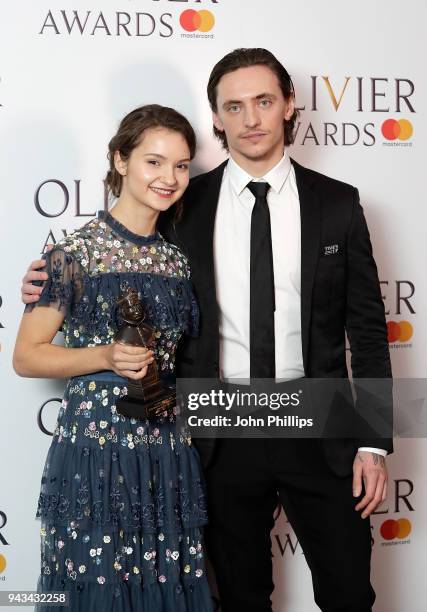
[{"x1": 213, "y1": 150, "x2": 386, "y2": 457}]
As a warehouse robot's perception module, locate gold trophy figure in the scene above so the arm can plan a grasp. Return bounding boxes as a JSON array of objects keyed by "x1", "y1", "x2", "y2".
[{"x1": 114, "y1": 286, "x2": 176, "y2": 420}]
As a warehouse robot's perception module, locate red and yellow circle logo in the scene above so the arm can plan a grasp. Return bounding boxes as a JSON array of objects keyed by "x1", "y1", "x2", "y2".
[
  {"x1": 180, "y1": 9, "x2": 215, "y2": 32},
  {"x1": 0, "y1": 554, "x2": 6, "y2": 574},
  {"x1": 380, "y1": 518, "x2": 412, "y2": 540},
  {"x1": 387, "y1": 320, "x2": 413, "y2": 343},
  {"x1": 381, "y1": 119, "x2": 413, "y2": 141}
]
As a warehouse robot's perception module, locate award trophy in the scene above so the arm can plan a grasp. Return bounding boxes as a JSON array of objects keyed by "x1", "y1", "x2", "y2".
[{"x1": 114, "y1": 287, "x2": 176, "y2": 420}]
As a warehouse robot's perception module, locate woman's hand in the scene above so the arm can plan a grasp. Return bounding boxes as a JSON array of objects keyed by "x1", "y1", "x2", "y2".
[{"x1": 103, "y1": 342, "x2": 155, "y2": 380}]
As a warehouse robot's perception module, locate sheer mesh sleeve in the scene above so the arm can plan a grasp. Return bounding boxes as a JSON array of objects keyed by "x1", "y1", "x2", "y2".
[
  {"x1": 182, "y1": 259, "x2": 199, "y2": 338},
  {"x1": 24, "y1": 247, "x2": 85, "y2": 317}
]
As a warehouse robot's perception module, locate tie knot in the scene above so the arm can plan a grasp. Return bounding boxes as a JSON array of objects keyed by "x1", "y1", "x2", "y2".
[{"x1": 247, "y1": 181, "x2": 270, "y2": 200}]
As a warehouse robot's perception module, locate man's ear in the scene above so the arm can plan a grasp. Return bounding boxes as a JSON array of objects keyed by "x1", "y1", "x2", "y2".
[
  {"x1": 114, "y1": 150, "x2": 127, "y2": 176},
  {"x1": 284, "y1": 97, "x2": 295, "y2": 121},
  {"x1": 212, "y1": 111, "x2": 224, "y2": 133}
]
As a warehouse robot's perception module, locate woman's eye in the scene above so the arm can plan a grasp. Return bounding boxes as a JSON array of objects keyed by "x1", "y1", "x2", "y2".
[
  {"x1": 147, "y1": 159, "x2": 160, "y2": 166},
  {"x1": 177, "y1": 164, "x2": 189, "y2": 170}
]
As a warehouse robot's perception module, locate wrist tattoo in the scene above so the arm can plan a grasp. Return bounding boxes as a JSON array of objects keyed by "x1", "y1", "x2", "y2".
[{"x1": 372, "y1": 453, "x2": 385, "y2": 468}]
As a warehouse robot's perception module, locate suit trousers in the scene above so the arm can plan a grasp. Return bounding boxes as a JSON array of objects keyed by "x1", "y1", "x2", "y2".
[{"x1": 205, "y1": 438, "x2": 375, "y2": 612}]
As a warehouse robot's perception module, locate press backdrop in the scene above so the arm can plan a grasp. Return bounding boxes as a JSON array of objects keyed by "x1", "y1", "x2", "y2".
[{"x1": 0, "y1": 1, "x2": 426, "y2": 610}]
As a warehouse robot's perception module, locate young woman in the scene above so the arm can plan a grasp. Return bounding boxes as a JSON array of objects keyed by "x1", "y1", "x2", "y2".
[{"x1": 13, "y1": 105, "x2": 213, "y2": 611}]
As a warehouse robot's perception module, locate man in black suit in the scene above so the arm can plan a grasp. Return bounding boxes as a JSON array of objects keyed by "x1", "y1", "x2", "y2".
[
  {"x1": 22, "y1": 49, "x2": 392, "y2": 612},
  {"x1": 165, "y1": 48, "x2": 392, "y2": 612}
]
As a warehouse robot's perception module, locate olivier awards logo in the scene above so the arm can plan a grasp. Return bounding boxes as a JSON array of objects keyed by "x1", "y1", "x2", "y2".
[
  {"x1": 0, "y1": 295, "x2": 4, "y2": 329},
  {"x1": 38, "y1": 398, "x2": 62, "y2": 436},
  {"x1": 380, "y1": 279, "x2": 415, "y2": 349},
  {"x1": 33, "y1": 178, "x2": 107, "y2": 253},
  {"x1": 272, "y1": 505, "x2": 300, "y2": 559},
  {"x1": 372, "y1": 478, "x2": 414, "y2": 548},
  {"x1": 294, "y1": 75, "x2": 415, "y2": 147},
  {"x1": 38, "y1": 0, "x2": 218, "y2": 40},
  {"x1": 0, "y1": 511, "x2": 9, "y2": 546},
  {"x1": 0, "y1": 555, "x2": 6, "y2": 580},
  {"x1": 0, "y1": 510, "x2": 9, "y2": 581}
]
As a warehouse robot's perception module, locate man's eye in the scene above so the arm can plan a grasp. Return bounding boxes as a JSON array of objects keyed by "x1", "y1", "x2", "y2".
[
  {"x1": 229, "y1": 105, "x2": 240, "y2": 113},
  {"x1": 259, "y1": 99, "x2": 272, "y2": 108}
]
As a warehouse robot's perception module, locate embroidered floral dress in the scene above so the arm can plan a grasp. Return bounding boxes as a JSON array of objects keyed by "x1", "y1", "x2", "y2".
[{"x1": 27, "y1": 211, "x2": 213, "y2": 611}]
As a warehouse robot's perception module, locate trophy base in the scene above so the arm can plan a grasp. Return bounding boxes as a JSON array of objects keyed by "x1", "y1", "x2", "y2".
[{"x1": 116, "y1": 388, "x2": 176, "y2": 421}]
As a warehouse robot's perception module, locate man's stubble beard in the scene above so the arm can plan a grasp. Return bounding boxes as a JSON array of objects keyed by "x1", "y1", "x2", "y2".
[{"x1": 231, "y1": 142, "x2": 283, "y2": 163}]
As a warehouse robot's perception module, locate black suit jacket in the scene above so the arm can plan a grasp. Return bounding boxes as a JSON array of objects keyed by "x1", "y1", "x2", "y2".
[{"x1": 159, "y1": 158, "x2": 393, "y2": 476}]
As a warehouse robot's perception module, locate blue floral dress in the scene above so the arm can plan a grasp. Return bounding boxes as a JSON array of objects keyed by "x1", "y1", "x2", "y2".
[{"x1": 27, "y1": 211, "x2": 213, "y2": 611}]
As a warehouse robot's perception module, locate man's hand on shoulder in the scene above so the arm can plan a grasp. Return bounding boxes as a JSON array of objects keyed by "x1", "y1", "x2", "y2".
[
  {"x1": 353, "y1": 450, "x2": 388, "y2": 519},
  {"x1": 21, "y1": 244, "x2": 53, "y2": 304}
]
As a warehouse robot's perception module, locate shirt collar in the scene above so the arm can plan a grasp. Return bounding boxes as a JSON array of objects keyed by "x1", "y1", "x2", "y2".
[{"x1": 226, "y1": 150, "x2": 292, "y2": 196}]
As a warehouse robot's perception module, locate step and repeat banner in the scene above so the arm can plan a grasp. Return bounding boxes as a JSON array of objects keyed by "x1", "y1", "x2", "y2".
[{"x1": 0, "y1": 1, "x2": 426, "y2": 610}]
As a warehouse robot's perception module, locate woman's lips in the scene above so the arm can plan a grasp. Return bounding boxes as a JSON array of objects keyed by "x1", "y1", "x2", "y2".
[{"x1": 149, "y1": 186, "x2": 176, "y2": 198}]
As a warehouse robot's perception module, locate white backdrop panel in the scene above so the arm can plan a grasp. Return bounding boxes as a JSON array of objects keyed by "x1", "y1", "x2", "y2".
[{"x1": 0, "y1": 1, "x2": 425, "y2": 610}]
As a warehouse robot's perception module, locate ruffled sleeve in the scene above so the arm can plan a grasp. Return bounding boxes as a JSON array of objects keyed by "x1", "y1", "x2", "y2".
[{"x1": 24, "y1": 247, "x2": 85, "y2": 317}]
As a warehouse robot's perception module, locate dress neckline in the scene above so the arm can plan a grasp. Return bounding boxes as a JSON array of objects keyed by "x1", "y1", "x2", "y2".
[{"x1": 98, "y1": 210, "x2": 162, "y2": 246}]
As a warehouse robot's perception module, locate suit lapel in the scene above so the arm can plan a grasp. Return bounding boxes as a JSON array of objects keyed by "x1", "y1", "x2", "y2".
[
  {"x1": 194, "y1": 160, "x2": 227, "y2": 278},
  {"x1": 292, "y1": 159, "x2": 321, "y2": 372},
  {"x1": 186, "y1": 161, "x2": 227, "y2": 328}
]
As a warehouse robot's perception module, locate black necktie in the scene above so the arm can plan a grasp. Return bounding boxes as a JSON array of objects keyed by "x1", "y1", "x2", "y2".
[{"x1": 247, "y1": 181, "x2": 275, "y2": 379}]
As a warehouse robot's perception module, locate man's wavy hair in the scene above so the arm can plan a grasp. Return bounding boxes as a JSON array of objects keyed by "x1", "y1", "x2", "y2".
[{"x1": 207, "y1": 48, "x2": 299, "y2": 149}]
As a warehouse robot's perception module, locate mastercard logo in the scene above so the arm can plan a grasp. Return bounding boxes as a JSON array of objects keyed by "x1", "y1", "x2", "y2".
[
  {"x1": 0, "y1": 554, "x2": 6, "y2": 574},
  {"x1": 180, "y1": 9, "x2": 215, "y2": 32},
  {"x1": 387, "y1": 320, "x2": 413, "y2": 343},
  {"x1": 381, "y1": 119, "x2": 413, "y2": 141},
  {"x1": 380, "y1": 518, "x2": 412, "y2": 540}
]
